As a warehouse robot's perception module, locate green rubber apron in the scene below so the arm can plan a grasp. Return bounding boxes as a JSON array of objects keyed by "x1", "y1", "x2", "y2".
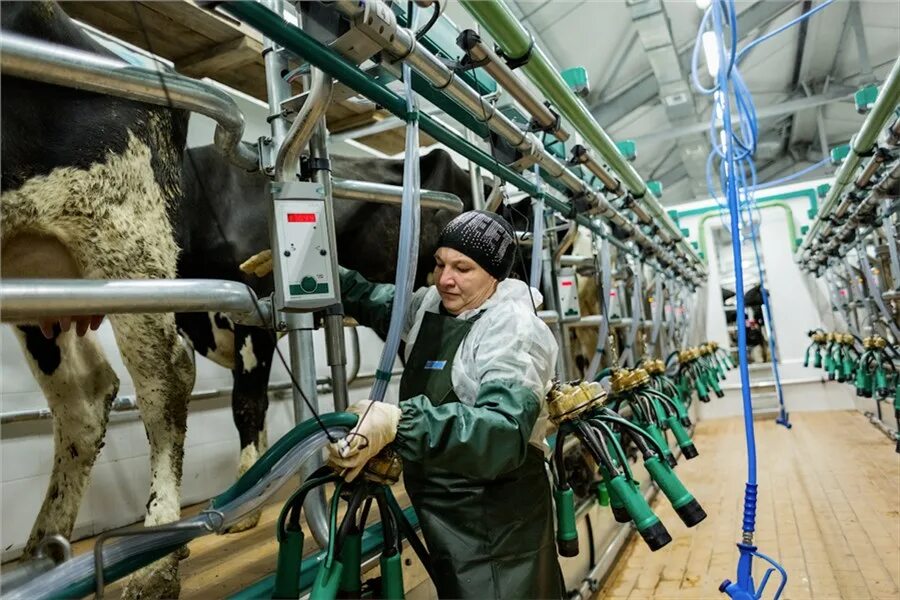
[{"x1": 399, "y1": 310, "x2": 563, "y2": 599}]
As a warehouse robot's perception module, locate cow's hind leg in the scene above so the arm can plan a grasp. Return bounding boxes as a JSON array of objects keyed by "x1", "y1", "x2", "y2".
[
  {"x1": 226, "y1": 325, "x2": 274, "y2": 533},
  {"x1": 110, "y1": 313, "x2": 194, "y2": 600},
  {"x1": 12, "y1": 325, "x2": 118, "y2": 560}
]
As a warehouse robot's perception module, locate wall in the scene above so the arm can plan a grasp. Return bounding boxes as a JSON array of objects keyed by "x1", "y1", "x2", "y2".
[
  {"x1": 674, "y1": 180, "x2": 855, "y2": 419},
  {"x1": 0, "y1": 33, "x2": 398, "y2": 560}
]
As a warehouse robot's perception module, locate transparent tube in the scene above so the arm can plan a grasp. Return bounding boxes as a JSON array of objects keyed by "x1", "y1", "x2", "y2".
[
  {"x1": 370, "y1": 37, "x2": 421, "y2": 402},
  {"x1": 587, "y1": 234, "x2": 612, "y2": 380},
  {"x1": 529, "y1": 196, "x2": 545, "y2": 288},
  {"x1": 5, "y1": 427, "x2": 347, "y2": 600},
  {"x1": 620, "y1": 259, "x2": 643, "y2": 367}
]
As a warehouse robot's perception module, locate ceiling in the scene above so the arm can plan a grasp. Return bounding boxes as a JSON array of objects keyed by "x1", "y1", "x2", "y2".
[{"x1": 440, "y1": 0, "x2": 900, "y2": 206}]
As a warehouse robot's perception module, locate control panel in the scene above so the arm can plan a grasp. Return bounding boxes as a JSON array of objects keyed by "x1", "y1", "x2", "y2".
[
  {"x1": 269, "y1": 181, "x2": 339, "y2": 311},
  {"x1": 557, "y1": 268, "x2": 581, "y2": 321}
]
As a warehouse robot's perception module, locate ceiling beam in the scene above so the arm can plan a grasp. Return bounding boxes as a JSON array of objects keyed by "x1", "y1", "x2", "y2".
[
  {"x1": 590, "y1": 1, "x2": 799, "y2": 128},
  {"x1": 587, "y1": 29, "x2": 639, "y2": 104},
  {"x1": 631, "y1": 88, "x2": 854, "y2": 144}
]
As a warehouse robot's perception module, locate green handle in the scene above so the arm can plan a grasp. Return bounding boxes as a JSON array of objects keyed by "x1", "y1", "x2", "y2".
[
  {"x1": 855, "y1": 366, "x2": 867, "y2": 393},
  {"x1": 876, "y1": 366, "x2": 888, "y2": 395},
  {"x1": 380, "y1": 552, "x2": 405, "y2": 600},
  {"x1": 607, "y1": 476, "x2": 654, "y2": 530},
  {"x1": 607, "y1": 475, "x2": 671, "y2": 550},
  {"x1": 642, "y1": 423, "x2": 674, "y2": 464},
  {"x1": 554, "y1": 486, "x2": 579, "y2": 556},
  {"x1": 644, "y1": 456, "x2": 707, "y2": 528},
  {"x1": 338, "y1": 532, "x2": 362, "y2": 594},
  {"x1": 842, "y1": 356, "x2": 855, "y2": 381},
  {"x1": 813, "y1": 350, "x2": 822, "y2": 369},
  {"x1": 273, "y1": 527, "x2": 304, "y2": 599},
  {"x1": 310, "y1": 561, "x2": 344, "y2": 600},
  {"x1": 706, "y1": 370, "x2": 723, "y2": 394},
  {"x1": 667, "y1": 416, "x2": 695, "y2": 451},
  {"x1": 644, "y1": 456, "x2": 691, "y2": 509},
  {"x1": 595, "y1": 481, "x2": 610, "y2": 506},
  {"x1": 694, "y1": 375, "x2": 708, "y2": 399}
]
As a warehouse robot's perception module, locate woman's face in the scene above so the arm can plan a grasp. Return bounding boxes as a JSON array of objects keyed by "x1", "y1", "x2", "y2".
[{"x1": 433, "y1": 247, "x2": 497, "y2": 315}]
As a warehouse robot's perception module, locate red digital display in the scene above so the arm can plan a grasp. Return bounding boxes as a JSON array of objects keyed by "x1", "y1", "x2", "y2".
[
  {"x1": 561, "y1": 280, "x2": 573, "y2": 287},
  {"x1": 287, "y1": 213, "x2": 316, "y2": 223}
]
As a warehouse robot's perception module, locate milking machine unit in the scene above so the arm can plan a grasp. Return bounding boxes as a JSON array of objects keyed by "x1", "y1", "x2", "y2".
[
  {"x1": 547, "y1": 381, "x2": 706, "y2": 555},
  {"x1": 805, "y1": 330, "x2": 900, "y2": 451},
  {"x1": 795, "y1": 53, "x2": 900, "y2": 451}
]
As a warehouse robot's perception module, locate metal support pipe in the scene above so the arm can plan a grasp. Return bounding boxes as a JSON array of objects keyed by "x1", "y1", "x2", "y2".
[
  {"x1": 264, "y1": 1, "x2": 330, "y2": 549},
  {"x1": 0, "y1": 32, "x2": 258, "y2": 171},
  {"x1": 275, "y1": 68, "x2": 334, "y2": 181},
  {"x1": 0, "y1": 279, "x2": 268, "y2": 325},
  {"x1": 570, "y1": 145, "x2": 621, "y2": 194},
  {"x1": 800, "y1": 57, "x2": 900, "y2": 258},
  {"x1": 332, "y1": 180, "x2": 463, "y2": 213},
  {"x1": 559, "y1": 255, "x2": 594, "y2": 268},
  {"x1": 456, "y1": 29, "x2": 569, "y2": 141}
]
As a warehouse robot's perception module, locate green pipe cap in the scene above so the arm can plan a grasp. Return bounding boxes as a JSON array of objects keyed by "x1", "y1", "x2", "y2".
[
  {"x1": 562, "y1": 66, "x2": 590, "y2": 97},
  {"x1": 854, "y1": 84, "x2": 879, "y2": 114},
  {"x1": 830, "y1": 144, "x2": 851, "y2": 165},
  {"x1": 616, "y1": 140, "x2": 637, "y2": 162}
]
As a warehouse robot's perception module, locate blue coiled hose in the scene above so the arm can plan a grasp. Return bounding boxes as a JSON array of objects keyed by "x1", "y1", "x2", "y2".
[{"x1": 691, "y1": 0, "x2": 840, "y2": 596}]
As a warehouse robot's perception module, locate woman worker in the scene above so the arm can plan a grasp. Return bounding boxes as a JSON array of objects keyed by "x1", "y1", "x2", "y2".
[{"x1": 329, "y1": 210, "x2": 564, "y2": 599}]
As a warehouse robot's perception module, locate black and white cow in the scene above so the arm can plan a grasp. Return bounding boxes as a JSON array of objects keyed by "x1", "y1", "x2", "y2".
[
  {"x1": 1, "y1": 1, "x2": 193, "y2": 597},
  {"x1": 175, "y1": 145, "x2": 478, "y2": 530}
]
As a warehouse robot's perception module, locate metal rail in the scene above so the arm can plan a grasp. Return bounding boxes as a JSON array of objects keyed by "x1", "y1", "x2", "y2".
[
  {"x1": 0, "y1": 279, "x2": 269, "y2": 326},
  {"x1": 0, "y1": 32, "x2": 258, "y2": 171},
  {"x1": 799, "y1": 57, "x2": 900, "y2": 268},
  {"x1": 332, "y1": 180, "x2": 463, "y2": 213}
]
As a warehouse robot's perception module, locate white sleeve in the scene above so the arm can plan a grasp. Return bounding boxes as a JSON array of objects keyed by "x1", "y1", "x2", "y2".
[{"x1": 474, "y1": 309, "x2": 558, "y2": 397}]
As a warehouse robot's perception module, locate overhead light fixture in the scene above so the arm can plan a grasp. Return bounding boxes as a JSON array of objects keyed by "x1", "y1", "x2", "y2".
[{"x1": 702, "y1": 30, "x2": 721, "y2": 78}]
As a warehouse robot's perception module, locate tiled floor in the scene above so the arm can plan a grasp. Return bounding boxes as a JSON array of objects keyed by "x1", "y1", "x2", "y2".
[{"x1": 597, "y1": 411, "x2": 900, "y2": 600}]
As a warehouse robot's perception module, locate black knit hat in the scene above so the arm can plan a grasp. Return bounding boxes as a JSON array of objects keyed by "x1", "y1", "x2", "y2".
[{"x1": 437, "y1": 210, "x2": 516, "y2": 280}]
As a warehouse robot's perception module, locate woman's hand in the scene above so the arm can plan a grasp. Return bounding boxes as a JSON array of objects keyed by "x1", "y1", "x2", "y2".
[{"x1": 328, "y1": 400, "x2": 401, "y2": 481}]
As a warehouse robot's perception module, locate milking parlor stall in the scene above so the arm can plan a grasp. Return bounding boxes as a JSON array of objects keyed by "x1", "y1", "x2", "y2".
[{"x1": 1, "y1": 1, "x2": 899, "y2": 599}]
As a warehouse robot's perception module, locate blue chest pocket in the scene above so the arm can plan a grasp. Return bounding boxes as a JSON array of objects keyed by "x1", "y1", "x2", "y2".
[{"x1": 424, "y1": 360, "x2": 447, "y2": 371}]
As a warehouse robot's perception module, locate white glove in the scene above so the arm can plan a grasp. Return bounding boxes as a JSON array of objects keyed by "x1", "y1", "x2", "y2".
[{"x1": 328, "y1": 400, "x2": 401, "y2": 482}]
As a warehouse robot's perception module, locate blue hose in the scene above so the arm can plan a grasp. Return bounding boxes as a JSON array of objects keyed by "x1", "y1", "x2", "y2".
[{"x1": 690, "y1": 0, "x2": 840, "y2": 596}]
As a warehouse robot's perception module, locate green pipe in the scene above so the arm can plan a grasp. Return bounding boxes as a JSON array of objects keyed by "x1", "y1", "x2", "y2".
[
  {"x1": 697, "y1": 201, "x2": 798, "y2": 264},
  {"x1": 801, "y1": 58, "x2": 900, "y2": 253},
  {"x1": 595, "y1": 481, "x2": 610, "y2": 506},
  {"x1": 459, "y1": 0, "x2": 702, "y2": 269}
]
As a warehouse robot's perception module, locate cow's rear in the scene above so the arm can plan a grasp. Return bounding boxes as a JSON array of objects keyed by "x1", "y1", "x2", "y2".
[{"x1": 1, "y1": 2, "x2": 194, "y2": 597}]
